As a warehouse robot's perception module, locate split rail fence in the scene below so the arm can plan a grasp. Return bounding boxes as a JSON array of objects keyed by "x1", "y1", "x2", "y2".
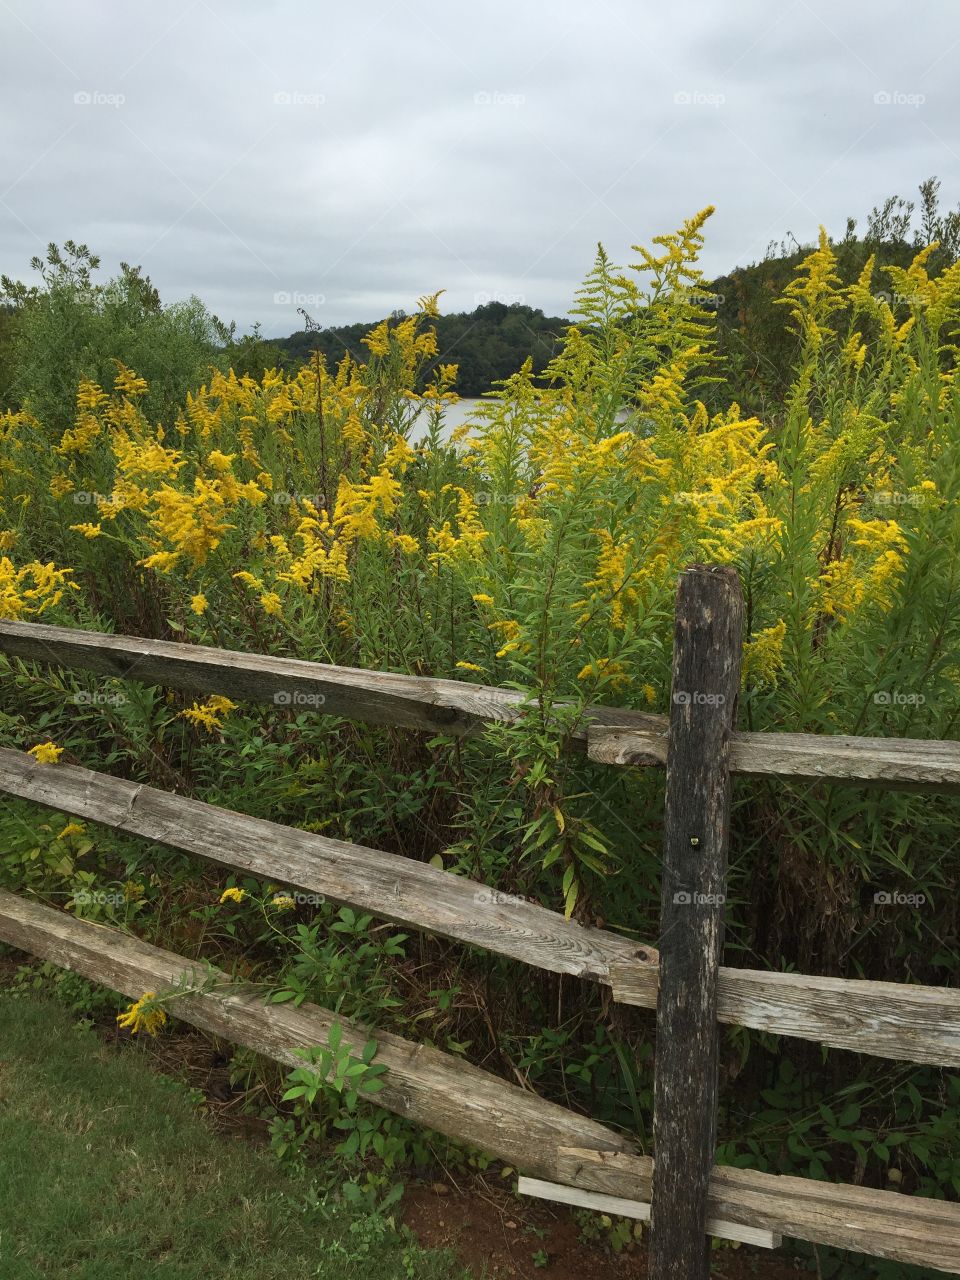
[{"x1": 0, "y1": 564, "x2": 958, "y2": 1277}]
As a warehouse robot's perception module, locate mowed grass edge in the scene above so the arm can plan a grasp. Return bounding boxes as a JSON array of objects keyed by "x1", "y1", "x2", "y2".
[{"x1": 0, "y1": 989, "x2": 466, "y2": 1280}]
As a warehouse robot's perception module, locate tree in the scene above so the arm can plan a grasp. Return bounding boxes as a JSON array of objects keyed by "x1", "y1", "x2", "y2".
[{"x1": 0, "y1": 242, "x2": 227, "y2": 432}]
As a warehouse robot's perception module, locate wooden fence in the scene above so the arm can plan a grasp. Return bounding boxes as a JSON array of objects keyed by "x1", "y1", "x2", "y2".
[{"x1": 0, "y1": 564, "x2": 958, "y2": 1276}]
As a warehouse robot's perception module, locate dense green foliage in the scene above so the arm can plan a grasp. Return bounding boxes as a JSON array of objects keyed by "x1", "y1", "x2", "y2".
[
  {"x1": 263, "y1": 300, "x2": 569, "y2": 397},
  {"x1": 0, "y1": 241, "x2": 227, "y2": 432}
]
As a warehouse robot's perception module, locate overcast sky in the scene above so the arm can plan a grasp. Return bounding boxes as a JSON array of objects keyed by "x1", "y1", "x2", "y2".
[{"x1": 1, "y1": 0, "x2": 958, "y2": 336}]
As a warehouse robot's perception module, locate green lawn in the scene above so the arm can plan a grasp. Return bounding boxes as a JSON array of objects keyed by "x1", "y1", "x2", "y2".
[{"x1": 0, "y1": 990, "x2": 465, "y2": 1280}]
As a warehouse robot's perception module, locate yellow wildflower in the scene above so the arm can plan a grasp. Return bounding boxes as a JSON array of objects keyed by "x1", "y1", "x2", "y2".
[
  {"x1": 116, "y1": 992, "x2": 167, "y2": 1036},
  {"x1": 69, "y1": 523, "x2": 102, "y2": 539},
  {"x1": 56, "y1": 822, "x2": 85, "y2": 840},
  {"x1": 270, "y1": 894, "x2": 296, "y2": 910},
  {"x1": 190, "y1": 593, "x2": 208, "y2": 616},
  {"x1": 742, "y1": 620, "x2": 787, "y2": 687},
  {"x1": 260, "y1": 592, "x2": 283, "y2": 617},
  {"x1": 455, "y1": 661, "x2": 485, "y2": 673},
  {"x1": 28, "y1": 742, "x2": 63, "y2": 765},
  {"x1": 113, "y1": 362, "x2": 149, "y2": 398},
  {"x1": 472, "y1": 593, "x2": 494, "y2": 606},
  {"x1": 180, "y1": 695, "x2": 235, "y2": 732},
  {"x1": 219, "y1": 887, "x2": 246, "y2": 904}
]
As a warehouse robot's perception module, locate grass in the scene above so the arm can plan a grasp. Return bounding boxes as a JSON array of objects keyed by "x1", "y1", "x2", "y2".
[{"x1": 0, "y1": 988, "x2": 466, "y2": 1280}]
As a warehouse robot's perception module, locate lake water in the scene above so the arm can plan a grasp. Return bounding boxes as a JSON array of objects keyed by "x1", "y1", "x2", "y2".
[{"x1": 408, "y1": 396, "x2": 486, "y2": 443}]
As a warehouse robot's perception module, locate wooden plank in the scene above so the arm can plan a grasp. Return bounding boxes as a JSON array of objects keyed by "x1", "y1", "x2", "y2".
[
  {"x1": 588, "y1": 723, "x2": 960, "y2": 793},
  {"x1": 1, "y1": 748, "x2": 958, "y2": 1067},
  {"x1": 0, "y1": 890, "x2": 634, "y2": 1180},
  {"x1": 608, "y1": 962, "x2": 960, "y2": 1066},
  {"x1": 649, "y1": 565, "x2": 744, "y2": 1280},
  {"x1": 3, "y1": 618, "x2": 959, "y2": 790},
  {"x1": 517, "y1": 1177, "x2": 781, "y2": 1249},
  {"x1": 0, "y1": 747, "x2": 640, "y2": 984},
  {"x1": 558, "y1": 1149, "x2": 960, "y2": 1274},
  {"x1": 0, "y1": 619, "x2": 653, "y2": 740}
]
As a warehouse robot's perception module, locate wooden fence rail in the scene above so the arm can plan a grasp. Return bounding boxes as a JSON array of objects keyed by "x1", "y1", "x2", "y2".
[
  {"x1": 0, "y1": 572, "x2": 958, "y2": 1277},
  {"x1": 1, "y1": 747, "x2": 957, "y2": 1067},
  {"x1": 2, "y1": 619, "x2": 960, "y2": 790}
]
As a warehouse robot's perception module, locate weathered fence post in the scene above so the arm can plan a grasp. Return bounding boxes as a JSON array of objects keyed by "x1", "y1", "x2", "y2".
[{"x1": 648, "y1": 564, "x2": 743, "y2": 1280}]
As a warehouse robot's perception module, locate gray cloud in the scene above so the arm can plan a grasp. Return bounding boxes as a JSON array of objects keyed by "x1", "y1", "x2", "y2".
[{"x1": 2, "y1": 0, "x2": 958, "y2": 333}]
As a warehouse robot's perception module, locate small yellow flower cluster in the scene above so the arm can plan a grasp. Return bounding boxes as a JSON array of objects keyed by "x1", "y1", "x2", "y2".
[
  {"x1": 0, "y1": 558, "x2": 75, "y2": 621},
  {"x1": 179, "y1": 694, "x2": 237, "y2": 732},
  {"x1": 116, "y1": 991, "x2": 167, "y2": 1037}
]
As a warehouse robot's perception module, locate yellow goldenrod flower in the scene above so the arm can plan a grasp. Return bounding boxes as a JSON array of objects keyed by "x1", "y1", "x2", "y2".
[
  {"x1": 69, "y1": 523, "x2": 102, "y2": 539},
  {"x1": 56, "y1": 822, "x2": 85, "y2": 840},
  {"x1": 180, "y1": 695, "x2": 235, "y2": 733},
  {"x1": 116, "y1": 992, "x2": 167, "y2": 1037},
  {"x1": 472, "y1": 593, "x2": 494, "y2": 606},
  {"x1": 190, "y1": 593, "x2": 208, "y2": 616},
  {"x1": 27, "y1": 742, "x2": 63, "y2": 765},
  {"x1": 270, "y1": 894, "x2": 296, "y2": 910},
  {"x1": 455, "y1": 661, "x2": 485, "y2": 673},
  {"x1": 219, "y1": 887, "x2": 246, "y2": 904}
]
